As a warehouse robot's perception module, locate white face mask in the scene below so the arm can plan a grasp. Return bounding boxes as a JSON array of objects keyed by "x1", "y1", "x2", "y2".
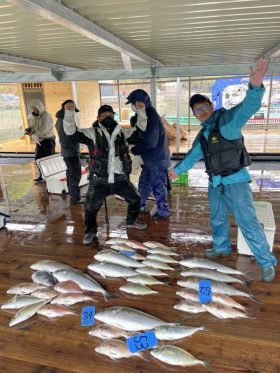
[{"x1": 131, "y1": 104, "x2": 136, "y2": 112}]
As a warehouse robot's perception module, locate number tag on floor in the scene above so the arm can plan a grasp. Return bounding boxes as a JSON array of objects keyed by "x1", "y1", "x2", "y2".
[
  {"x1": 199, "y1": 279, "x2": 212, "y2": 303},
  {"x1": 81, "y1": 305, "x2": 95, "y2": 326},
  {"x1": 120, "y1": 250, "x2": 135, "y2": 257},
  {"x1": 127, "y1": 331, "x2": 158, "y2": 353}
]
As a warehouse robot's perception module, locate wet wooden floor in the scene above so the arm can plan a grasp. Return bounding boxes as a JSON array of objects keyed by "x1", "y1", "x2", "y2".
[{"x1": 0, "y1": 160, "x2": 279, "y2": 373}]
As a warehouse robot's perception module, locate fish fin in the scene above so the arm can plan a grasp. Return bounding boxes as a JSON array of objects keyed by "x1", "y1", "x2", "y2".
[
  {"x1": 139, "y1": 351, "x2": 150, "y2": 362},
  {"x1": 250, "y1": 294, "x2": 262, "y2": 304}
]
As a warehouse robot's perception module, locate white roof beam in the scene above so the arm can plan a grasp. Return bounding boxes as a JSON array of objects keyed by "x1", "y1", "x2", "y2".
[
  {"x1": 0, "y1": 53, "x2": 79, "y2": 71},
  {"x1": 261, "y1": 41, "x2": 280, "y2": 60},
  {"x1": 7, "y1": 0, "x2": 162, "y2": 66}
]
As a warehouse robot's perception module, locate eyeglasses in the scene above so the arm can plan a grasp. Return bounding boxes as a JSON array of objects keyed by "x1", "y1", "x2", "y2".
[{"x1": 193, "y1": 103, "x2": 210, "y2": 115}]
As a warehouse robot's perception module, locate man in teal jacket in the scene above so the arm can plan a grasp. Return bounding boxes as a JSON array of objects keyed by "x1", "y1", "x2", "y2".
[{"x1": 169, "y1": 59, "x2": 277, "y2": 282}]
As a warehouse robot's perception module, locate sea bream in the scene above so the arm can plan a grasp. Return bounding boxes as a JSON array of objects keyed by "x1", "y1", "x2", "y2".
[
  {"x1": 177, "y1": 278, "x2": 257, "y2": 301},
  {"x1": 9, "y1": 300, "x2": 48, "y2": 327},
  {"x1": 51, "y1": 293, "x2": 96, "y2": 306},
  {"x1": 95, "y1": 339, "x2": 144, "y2": 360},
  {"x1": 153, "y1": 325, "x2": 205, "y2": 341},
  {"x1": 31, "y1": 289, "x2": 58, "y2": 299},
  {"x1": 31, "y1": 259, "x2": 74, "y2": 272},
  {"x1": 53, "y1": 269, "x2": 110, "y2": 301},
  {"x1": 120, "y1": 283, "x2": 158, "y2": 296},
  {"x1": 180, "y1": 258, "x2": 246, "y2": 277},
  {"x1": 54, "y1": 281, "x2": 84, "y2": 294},
  {"x1": 202, "y1": 304, "x2": 249, "y2": 319},
  {"x1": 88, "y1": 262, "x2": 137, "y2": 278},
  {"x1": 174, "y1": 300, "x2": 205, "y2": 314},
  {"x1": 37, "y1": 304, "x2": 77, "y2": 318},
  {"x1": 94, "y1": 250, "x2": 145, "y2": 268},
  {"x1": 176, "y1": 290, "x2": 247, "y2": 312},
  {"x1": 95, "y1": 306, "x2": 176, "y2": 332},
  {"x1": 150, "y1": 345, "x2": 208, "y2": 368},
  {"x1": 180, "y1": 268, "x2": 246, "y2": 285},
  {"x1": 89, "y1": 324, "x2": 130, "y2": 340}
]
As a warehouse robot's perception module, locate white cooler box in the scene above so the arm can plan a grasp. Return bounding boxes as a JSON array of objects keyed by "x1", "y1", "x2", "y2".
[
  {"x1": 37, "y1": 154, "x2": 89, "y2": 194},
  {"x1": 237, "y1": 201, "x2": 275, "y2": 255}
]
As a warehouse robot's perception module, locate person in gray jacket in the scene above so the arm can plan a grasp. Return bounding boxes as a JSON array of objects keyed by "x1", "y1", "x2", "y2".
[
  {"x1": 55, "y1": 99, "x2": 84, "y2": 205},
  {"x1": 24, "y1": 99, "x2": 55, "y2": 182}
]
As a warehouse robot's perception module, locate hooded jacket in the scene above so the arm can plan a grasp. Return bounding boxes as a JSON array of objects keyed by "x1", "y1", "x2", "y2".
[
  {"x1": 126, "y1": 89, "x2": 170, "y2": 170},
  {"x1": 174, "y1": 83, "x2": 265, "y2": 187},
  {"x1": 55, "y1": 109, "x2": 80, "y2": 158},
  {"x1": 27, "y1": 99, "x2": 54, "y2": 142}
]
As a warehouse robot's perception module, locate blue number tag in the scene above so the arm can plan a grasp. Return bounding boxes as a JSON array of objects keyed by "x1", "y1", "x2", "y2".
[
  {"x1": 127, "y1": 331, "x2": 158, "y2": 353},
  {"x1": 81, "y1": 306, "x2": 95, "y2": 326},
  {"x1": 199, "y1": 279, "x2": 212, "y2": 304},
  {"x1": 119, "y1": 250, "x2": 135, "y2": 257}
]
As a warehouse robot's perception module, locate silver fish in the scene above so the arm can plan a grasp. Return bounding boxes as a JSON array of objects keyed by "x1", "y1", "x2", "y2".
[
  {"x1": 31, "y1": 289, "x2": 58, "y2": 299},
  {"x1": 54, "y1": 281, "x2": 84, "y2": 294},
  {"x1": 143, "y1": 241, "x2": 175, "y2": 250},
  {"x1": 180, "y1": 257, "x2": 246, "y2": 276},
  {"x1": 154, "y1": 325, "x2": 205, "y2": 340},
  {"x1": 176, "y1": 290, "x2": 247, "y2": 312},
  {"x1": 106, "y1": 238, "x2": 147, "y2": 250},
  {"x1": 9, "y1": 300, "x2": 48, "y2": 327},
  {"x1": 95, "y1": 339, "x2": 144, "y2": 360},
  {"x1": 180, "y1": 268, "x2": 245, "y2": 285},
  {"x1": 94, "y1": 250, "x2": 145, "y2": 268},
  {"x1": 142, "y1": 259, "x2": 174, "y2": 271},
  {"x1": 1, "y1": 295, "x2": 46, "y2": 309},
  {"x1": 37, "y1": 304, "x2": 76, "y2": 318},
  {"x1": 146, "y1": 253, "x2": 179, "y2": 264},
  {"x1": 127, "y1": 274, "x2": 165, "y2": 286},
  {"x1": 88, "y1": 262, "x2": 137, "y2": 278},
  {"x1": 89, "y1": 324, "x2": 130, "y2": 340},
  {"x1": 150, "y1": 345, "x2": 208, "y2": 367},
  {"x1": 120, "y1": 283, "x2": 158, "y2": 296},
  {"x1": 177, "y1": 278, "x2": 256, "y2": 301},
  {"x1": 174, "y1": 300, "x2": 205, "y2": 314},
  {"x1": 53, "y1": 269, "x2": 110, "y2": 301},
  {"x1": 202, "y1": 304, "x2": 249, "y2": 319},
  {"x1": 95, "y1": 306, "x2": 175, "y2": 332},
  {"x1": 136, "y1": 267, "x2": 168, "y2": 277},
  {"x1": 7, "y1": 283, "x2": 48, "y2": 295},
  {"x1": 31, "y1": 259, "x2": 74, "y2": 272},
  {"x1": 146, "y1": 247, "x2": 179, "y2": 256},
  {"x1": 32, "y1": 271, "x2": 57, "y2": 287},
  {"x1": 110, "y1": 245, "x2": 145, "y2": 260},
  {"x1": 51, "y1": 293, "x2": 96, "y2": 306}
]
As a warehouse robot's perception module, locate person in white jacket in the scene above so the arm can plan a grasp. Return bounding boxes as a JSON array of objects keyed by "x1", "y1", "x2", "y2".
[{"x1": 24, "y1": 99, "x2": 55, "y2": 182}]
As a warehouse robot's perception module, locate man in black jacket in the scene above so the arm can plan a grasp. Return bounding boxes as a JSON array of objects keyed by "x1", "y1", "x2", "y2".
[
  {"x1": 63, "y1": 104, "x2": 147, "y2": 245},
  {"x1": 55, "y1": 99, "x2": 84, "y2": 204}
]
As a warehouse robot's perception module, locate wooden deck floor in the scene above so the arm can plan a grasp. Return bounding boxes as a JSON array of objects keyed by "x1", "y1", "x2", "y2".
[{"x1": 0, "y1": 160, "x2": 279, "y2": 373}]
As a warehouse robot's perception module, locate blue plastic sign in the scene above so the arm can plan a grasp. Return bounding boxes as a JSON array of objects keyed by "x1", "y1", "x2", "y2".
[
  {"x1": 199, "y1": 279, "x2": 212, "y2": 304},
  {"x1": 81, "y1": 306, "x2": 95, "y2": 326},
  {"x1": 127, "y1": 331, "x2": 158, "y2": 353},
  {"x1": 119, "y1": 250, "x2": 135, "y2": 257}
]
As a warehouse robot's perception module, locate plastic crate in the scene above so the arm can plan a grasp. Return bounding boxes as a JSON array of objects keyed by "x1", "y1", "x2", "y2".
[
  {"x1": 237, "y1": 201, "x2": 275, "y2": 255},
  {"x1": 171, "y1": 171, "x2": 188, "y2": 185}
]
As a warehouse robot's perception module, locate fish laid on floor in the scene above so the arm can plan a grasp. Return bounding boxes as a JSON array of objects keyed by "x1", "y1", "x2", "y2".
[
  {"x1": 7, "y1": 283, "x2": 48, "y2": 295},
  {"x1": 106, "y1": 238, "x2": 148, "y2": 250},
  {"x1": 142, "y1": 259, "x2": 174, "y2": 271},
  {"x1": 89, "y1": 324, "x2": 130, "y2": 340},
  {"x1": 202, "y1": 304, "x2": 250, "y2": 319},
  {"x1": 94, "y1": 250, "x2": 145, "y2": 268},
  {"x1": 1, "y1": 295, "x2": 46, "y2": 309},
  {"x1": 31, "y1": 260, "x2": 74, "y2": 272},
  {"x1": 32, "y1": 271, "x2": 57, "y2": 287},
  {"x1": 174, "y1": 300, "x2": 205, "y2": 314},
  {"x1": 88, "y1": 262, "x2": 137, "y2": 278},
  {"x1": 176, "y1": 290, "x2": 247, "y2": 312},
  {"x1": 54, "y1": 281, "x2": 84, "y2": 294},
  {"x1": 95, "y1": 306, "x2": 176, "y2": 332},
  {"x1": 150, "y1": 345, "x2": 208, "y2": 368},
  {"x1": 95, "y1": 339, "x2": 144, "y2": 360},
  {"x1": 9, "y1": 300, "x2": 48, "y2": 327},
  {"x1": 177, "y1": 278, "x2": 257, "y2": 301},
  {"x1": 31, "y1": 289, "x2": 58, "y2": 299},
  {"x1": 37, "y1": 304, "x2": 77, "y2": 318},
  {"x1": 50, "y1": 293, "x2": 96, "y2": 306},
  {"x1": 120, "y1": 283, "x2": 158, "y2": 296},
  {"x1": 110, "y1": 245, "x2": 145, "y2": 260},
  {"x1": 136, "y1": 267, "x2": 168, "y2": 277},
  {"x1": 146, "y1": 247, "x2": 179, "y2": 256},
  {"x1": 53, "y1": 269, "x2": 110, "y2": 301},
  {"x1": 180, "y1": 257, "x2": 246, "y2": 277},
  {"x1": 180, "y1": 268, "x2": 245, "y2": 285},
  {"x1": 127, "y1": 274, "x2": 166, "y2": 286},
  {"x1": 153, "y1": 325, "x2": 205, "y2": 341},
  {"x1": 146, "y1": 253, "x2": 179, "y2": 264},
  {"x1": 143, "y1": 241, "x2": 175, "y2": 250}
]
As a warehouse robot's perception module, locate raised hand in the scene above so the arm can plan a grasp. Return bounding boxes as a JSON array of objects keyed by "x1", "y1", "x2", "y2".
[{"x1": 249, "y1": 58, "x2": 268, "y2": 87}]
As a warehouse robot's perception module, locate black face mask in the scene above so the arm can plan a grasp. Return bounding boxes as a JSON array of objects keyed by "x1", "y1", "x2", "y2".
[{"x1": 100, "y1": 117, "x2": 117, "y2": 132}]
